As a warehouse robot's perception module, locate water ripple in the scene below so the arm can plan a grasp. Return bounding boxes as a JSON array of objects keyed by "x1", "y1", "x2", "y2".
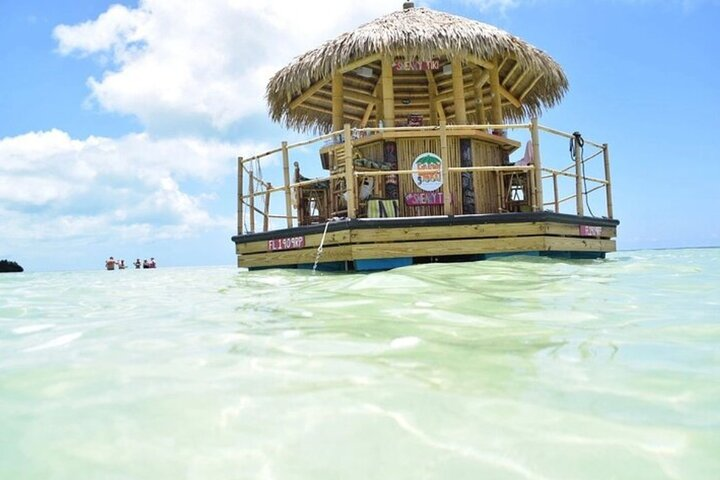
[{"x1": 0, "y1": 251, "x2": 719, "y2": 478}]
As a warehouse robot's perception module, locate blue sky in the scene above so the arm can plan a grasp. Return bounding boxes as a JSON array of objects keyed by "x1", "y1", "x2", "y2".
[{"x1": 1, "y1": 0, "x2": 719, "y2": 272}]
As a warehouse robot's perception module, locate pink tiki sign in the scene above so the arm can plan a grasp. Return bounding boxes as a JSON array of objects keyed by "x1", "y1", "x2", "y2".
[
  {"x1": 405, "y1": 192, "x2": 451, "y2": 206},
  {"x1": 579, "y1": 225, "x2": 602, "y2": 237},
  {"x1": 392, "y1": 58, "x2": 441, "y2": 72}
]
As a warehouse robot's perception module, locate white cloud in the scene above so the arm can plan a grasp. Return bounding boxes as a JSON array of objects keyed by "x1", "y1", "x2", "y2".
[
  {"x1": 52, "y1": 0, "x2": 715, "y2": 132},
  {"x1": 53, "y1": 0, "x2": 397, "y2": 130},
  {"x1": 6, "y1": 0, "x2": 530, "y2": 256},
  {"x1": 54, "y1": 4, "x2": 149, "y2": 59},
  {"x1": 0, "y1": 130, "x2": 262, "y2": 242},
  {"x1": 52, "y1": 1, "x2": 537, "y2": 131}
]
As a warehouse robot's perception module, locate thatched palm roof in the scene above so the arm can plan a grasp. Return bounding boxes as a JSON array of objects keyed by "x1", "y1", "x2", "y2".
[{"x1": 267, "y1": 6, "x2": 568, "y2": 133}]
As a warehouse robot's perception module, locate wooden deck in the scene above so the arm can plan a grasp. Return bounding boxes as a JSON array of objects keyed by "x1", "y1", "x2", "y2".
[{"x1": 233, "y1": 212, "x2": 618, "y2": 270}]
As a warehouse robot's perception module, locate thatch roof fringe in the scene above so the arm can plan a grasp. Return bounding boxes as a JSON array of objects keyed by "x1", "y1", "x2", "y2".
[{"x1": 266, "y1": 7, "x2": 568, "y2": 133}]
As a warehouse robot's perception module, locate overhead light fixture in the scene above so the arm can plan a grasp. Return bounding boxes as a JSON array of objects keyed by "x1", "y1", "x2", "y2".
[{"x1": 355, "y1": 66, "x2": 374, "y2": 78}]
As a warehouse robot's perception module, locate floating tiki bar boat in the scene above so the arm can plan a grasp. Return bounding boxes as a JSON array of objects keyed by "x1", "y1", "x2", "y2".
[{"x1": 232, "y1": 3, "x2": 618, "y2": 271}]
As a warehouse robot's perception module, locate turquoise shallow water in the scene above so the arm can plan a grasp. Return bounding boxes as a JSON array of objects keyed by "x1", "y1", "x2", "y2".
[{"x1": 1, "y1": 249, "x2": 719, "y2": 479}]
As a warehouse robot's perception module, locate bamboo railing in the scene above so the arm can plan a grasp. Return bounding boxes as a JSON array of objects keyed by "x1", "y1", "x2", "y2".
[{"x1": 236, "y1": 120, "x2": 613, "y2": 235}]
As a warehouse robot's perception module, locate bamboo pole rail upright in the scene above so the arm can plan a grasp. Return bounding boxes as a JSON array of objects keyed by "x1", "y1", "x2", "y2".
[
  {"x1": 344, "y1": 123, "x2": 356, "y2": 218},
  {"x1": 603, "y1": 143, "x2": 614, "y2": 219},
  {"x1": 489, "y1": 63, "x2": 503, "y2": 134},
  {"x1": 530, "y1": 117, "x2": 543, "y2": 211},
  {"x1": 574, "y1": 135, "x2": 584, "y2": 216},
  {"x1": 263, "y1": 184, "x2": 271, "y2": 232},
  {"x1": 248, "y1": 169, "x2": 256, "y2": 233},
  {"x1": 237, "y1": 156, "x2": 243, "y2": 235},
  {"x1": 332, "y1": 71, "x2": 344, "y2": 131},
  {"x1": 281, "y1": 141, "x2": 293, "y2": 228},
  {"x1": 553, "y1": 172, "x2": 559, "y2": 213},
  {"x1": 452, "y1": 59, "x2": 467, "y2": 124},
  {"x1": 381, "y1": 57, "x2": 395, "y2": 127},
  {"x1": 495, "y1": 173, "x2": 503, "y2": 211},
  {"x1": 440, "y1": 120, "x2": 452, "y2": 215}
]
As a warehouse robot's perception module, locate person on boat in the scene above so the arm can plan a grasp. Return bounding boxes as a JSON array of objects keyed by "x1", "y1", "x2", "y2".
[
  {"x1": 118, "y1": 259, "x2": 126, "y2": 270},
  {"x1": 148, "y1": 257, "x2": 157, "y2": 268},
  {"x1": 142, "y1": 259, "x2": 149, "y2": 269},
  {"x1": 134, "y1": 258, "x2": 141, "y2": 269},
  {"x1": 105, "y1": 257, "x2": 116, "y2": 271}
]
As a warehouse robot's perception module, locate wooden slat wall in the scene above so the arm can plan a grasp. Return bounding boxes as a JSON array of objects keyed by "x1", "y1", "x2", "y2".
[
  {"x1": 324, "y1": 136, "x2": 512, "y2": 217},
  {"x1": 471, "y1": 139, "x2": 503, "y2": 213},
  {"x1": 398, "y1": 138, "x2": 439, "y2": 217},
  {"x1": 357, "y1": 143, "x2": 385, "y2": 163},
  {"x1": 396, "y1": 137, "x2": 463, "y2": 217}
]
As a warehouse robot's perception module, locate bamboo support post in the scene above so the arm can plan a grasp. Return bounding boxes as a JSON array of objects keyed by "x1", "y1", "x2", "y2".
[
  {"x1": 530, "y1": 118, "x2": 543, "y2": 212},
  {"x1": 574, "y1": 135, "x2": 584, "y2": 216},
  {"x1": 248, "y1": 169, "x2": 256, "y2": 233},
  {"x1": 281, "y1": 142, "x2": 292, "y2": 228},
  {"x1": 426, "y1": 71, "x2": 438, "y2": 125},
  {"x1": 528, "y1": 167, "x2": 537, "y2": 211},
  {"x1": 344, "y1": 124, "x2": 356, "y2": 218},
  {"x1": 495, "y1": 172, "x2": 503, "y2": 212},
  {"x1": 489, "y1": 63, "x2": 503, "y2": 134},
  {"x1": 381, "y1": 57, "x2": 395, "y2": 127},
  {"x1": 263, "y1": 184, "x2": 271, "y2": 232},
  {"x1": 603, "y1": 143, "x2": 614, "y2": 219},
  {"x1": 553, "y1": 172, "x2": 559, "y2": 213},
  {"x1": 452, "y1": 59, "x2": 467, "y2": 124},
  {"x1": 332, "y1": 71, "x2": 344, "y2": 131},
  {"x1": 440, "y1": 120, "x2": 451, "y2": 215},
  {"x1": 237, "y1": 156, "x2": 243, "y2": 235},
  {"x1": 472, "y1": 69, "x2": 488, "y2": 130},
  {"x1": 377, "y1": 74, "x2": 384, "y2": 125}
]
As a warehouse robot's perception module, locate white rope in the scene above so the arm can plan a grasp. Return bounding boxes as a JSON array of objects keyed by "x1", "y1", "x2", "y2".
[{"x1": 312, "y1": 220, "x2": 332, "y2": 272}]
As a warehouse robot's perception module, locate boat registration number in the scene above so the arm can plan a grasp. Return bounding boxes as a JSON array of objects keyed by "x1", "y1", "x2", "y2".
[{"x1": 268, "y1": 236, "x2": 305, "y2": 251}]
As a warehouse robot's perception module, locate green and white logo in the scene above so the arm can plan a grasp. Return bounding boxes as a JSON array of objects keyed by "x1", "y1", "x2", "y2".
[{"x1": 412, "y1": 153, "x2": 443, "y2": 192}]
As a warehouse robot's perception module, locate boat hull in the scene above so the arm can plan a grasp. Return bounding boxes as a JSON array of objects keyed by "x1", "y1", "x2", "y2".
[{"x1": 232, "y1": 212, "x2": 618, "y2": 271}]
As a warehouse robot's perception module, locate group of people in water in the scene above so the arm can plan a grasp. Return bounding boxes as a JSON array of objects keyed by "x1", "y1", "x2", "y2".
[{"x1": 105, "y1": 257, "x2": 157, "y2": 270}]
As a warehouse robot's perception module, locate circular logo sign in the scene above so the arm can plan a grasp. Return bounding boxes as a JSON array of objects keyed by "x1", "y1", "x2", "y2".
[{"x1": 411, "y1": 153, "x2": 443, "y2": 191}]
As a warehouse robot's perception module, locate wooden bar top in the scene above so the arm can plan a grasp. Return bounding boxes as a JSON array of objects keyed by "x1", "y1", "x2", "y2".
[{"x1": 319, "y1": 128, "x2": 521, "y2": 155}]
